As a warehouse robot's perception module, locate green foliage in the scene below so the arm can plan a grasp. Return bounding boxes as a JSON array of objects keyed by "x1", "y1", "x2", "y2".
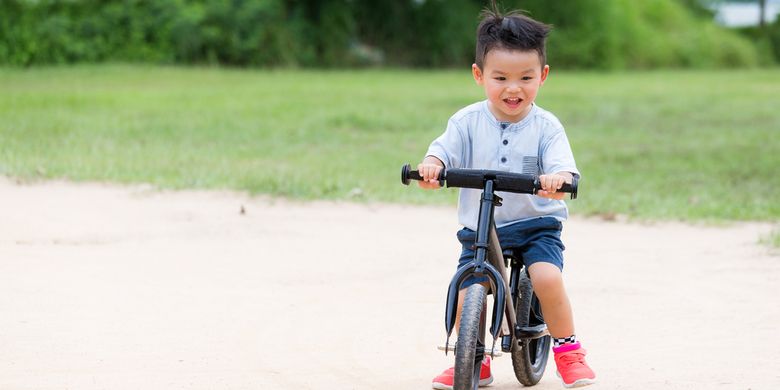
[
  {"x1": 506, "y1": 0, "x2": 759, "y2": 69},
  {"x1": 349, "y1": 0, "x2": 480, "y2": 67},
  {"x1": 0, "y1": 0, "x2": 769, "y2": 68},
  {"x1": 771, "y1": 19, "x2": 780, "y2": 62},
  {"x1": 0, "y1": 0, "x2": 181, "y2": 65},
  {"x1": 735, "y1": 17, "x2": 780, "y2": 66},
  {"x1": 0, "y1": 0, "x2": 304, "y2": 67}
]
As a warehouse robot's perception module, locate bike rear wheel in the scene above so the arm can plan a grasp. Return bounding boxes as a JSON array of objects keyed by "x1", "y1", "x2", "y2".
[
  {"x1": 454, "y1": 283, "x2": 487, "y2": 390},
  {"x1": 511, "y1": 272, "x2": 551, "y2": 386}
]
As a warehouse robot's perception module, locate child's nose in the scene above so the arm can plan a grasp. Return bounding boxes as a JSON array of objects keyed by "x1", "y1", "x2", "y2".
[{"x1": 507, "y1": 83, "x2": 521, "y2": 92}]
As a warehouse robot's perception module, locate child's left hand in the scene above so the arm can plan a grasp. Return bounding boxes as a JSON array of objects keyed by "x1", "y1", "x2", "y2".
[{"x1": 537, "y1": 172, "x2": 573, "y2": 200}]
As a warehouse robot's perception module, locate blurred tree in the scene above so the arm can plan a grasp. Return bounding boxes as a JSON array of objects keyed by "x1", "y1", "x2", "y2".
[
  {"x1": 0, "y1": 0, "x2": 767, "y2": 68},
  {"x1": 285, "y1": 0, "x2": 354, "y2": 66},
  {"x1": 759, "y1": 0, "x2": 768, "y2": 28},
  {"x1": 678, "y1": 0, "x2": 718, "y2": 17}
]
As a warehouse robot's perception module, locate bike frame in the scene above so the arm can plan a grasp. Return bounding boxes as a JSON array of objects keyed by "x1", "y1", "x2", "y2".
[{"x1": 443, "y1": 179, "x2": 550, "y2": 356}]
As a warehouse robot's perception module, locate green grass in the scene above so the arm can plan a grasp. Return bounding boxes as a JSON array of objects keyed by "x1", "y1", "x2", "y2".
[
  {"x1": 1, "y1": 65, "x2": 778, "y2": 221},
  {"x1": 762, "y1": 228, "x2": 780, "y2": 249}
]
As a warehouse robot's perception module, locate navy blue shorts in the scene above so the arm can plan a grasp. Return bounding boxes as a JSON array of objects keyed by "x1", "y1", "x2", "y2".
[{"x1": 456, "y1": 216, "x2": 565, "y2": 289}]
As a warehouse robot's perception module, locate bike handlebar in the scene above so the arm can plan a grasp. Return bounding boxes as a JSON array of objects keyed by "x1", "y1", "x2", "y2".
[{"x1": 401, "y1": 163, "x2": 578, "y2": 199}]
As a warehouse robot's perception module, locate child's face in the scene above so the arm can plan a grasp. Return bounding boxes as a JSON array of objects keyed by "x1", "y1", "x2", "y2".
[{"x1": 472, "y1": 48, "x2": 549, "y2": 123}]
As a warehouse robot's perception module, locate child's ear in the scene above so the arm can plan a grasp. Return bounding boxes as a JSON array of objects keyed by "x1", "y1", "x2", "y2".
[
  {"x1": 540, "y1": 65, "x2": 550, "y2": 84},
  {"x1": 472, "y1": 63, "x2": 484, "y2": 85}
]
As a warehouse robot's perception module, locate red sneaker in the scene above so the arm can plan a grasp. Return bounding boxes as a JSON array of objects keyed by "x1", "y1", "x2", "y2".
[
  {"x1": 432, "y1": 356, "x2": 493, "y2": 390},
  {"x1": 553, "y1": 343, "x2": 596, "y2": 388}
]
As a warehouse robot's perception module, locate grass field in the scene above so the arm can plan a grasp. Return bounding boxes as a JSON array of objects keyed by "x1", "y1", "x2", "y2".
[{"x1": 1, "y1": 65, "x2": 778, "y2": 223}]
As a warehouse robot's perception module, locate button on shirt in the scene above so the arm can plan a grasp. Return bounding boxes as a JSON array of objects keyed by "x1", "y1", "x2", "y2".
[{"x1": 426, "y1": 101, "x2": 580, "y2": 230}]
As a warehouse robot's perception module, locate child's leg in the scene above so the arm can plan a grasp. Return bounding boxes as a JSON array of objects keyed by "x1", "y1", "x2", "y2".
[
  {"x1": 433, "y1": 284, "x2": 493, "y2": 390},
  {"x1": 526, "y1": 262, "x2": 574, "y2": 338},
  {"x1": 454, "y1": 288, "x2": 466, "y2": 332},
  {"x1": 453, "y1": 282, "x2": 489, "y2": 332},
  {"x1": 528, "y1": 261, "x2": 596, "y2": 387},
  {"x1": 455, "y1": 264, "x2": 573, "y2": 338}
]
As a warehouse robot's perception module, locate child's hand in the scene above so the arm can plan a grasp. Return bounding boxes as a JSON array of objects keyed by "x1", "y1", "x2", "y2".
[
  {"x1": 417, "y1": 159, "x2": 444, "y2": 190},
  {"x1": 537, "y1": 173, "x2": 573, "y2": 200}
]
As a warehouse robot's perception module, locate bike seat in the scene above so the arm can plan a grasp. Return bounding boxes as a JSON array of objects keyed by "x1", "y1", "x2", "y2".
[{"x1": 502, "y1": 248, "x2": 527, "y2": 268}]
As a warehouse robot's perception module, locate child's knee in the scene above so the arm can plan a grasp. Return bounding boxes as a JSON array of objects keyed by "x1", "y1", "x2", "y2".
[{"x1": 528, "y1": 262, "x2": 564, "y2": 293}]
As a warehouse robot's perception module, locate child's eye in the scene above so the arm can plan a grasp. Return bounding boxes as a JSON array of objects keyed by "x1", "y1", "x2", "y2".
[
  {"x1": 522, "y1": 76, "x2": 533, "y2": 81},
  {"x1": 495, "y1": 77, "x2": 506, "y2": 81}
]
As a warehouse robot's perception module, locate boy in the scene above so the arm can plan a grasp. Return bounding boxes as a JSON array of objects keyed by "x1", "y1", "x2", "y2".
[{"x1": 417, "y1": 9, "x2": 596, "y2": 389}]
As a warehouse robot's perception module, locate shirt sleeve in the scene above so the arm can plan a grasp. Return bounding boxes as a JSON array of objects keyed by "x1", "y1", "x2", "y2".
[
  {"x1": 540, "y1": 128, "x2": 580, "y2": 179},
  {"x1": 425, "y1": 118, "x2": 467, "y2": 169}
]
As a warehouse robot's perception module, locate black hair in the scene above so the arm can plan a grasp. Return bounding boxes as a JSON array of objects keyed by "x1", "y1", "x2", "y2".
[{"x1": 475, "y1": 4, "x2": 551, "y2": 70}]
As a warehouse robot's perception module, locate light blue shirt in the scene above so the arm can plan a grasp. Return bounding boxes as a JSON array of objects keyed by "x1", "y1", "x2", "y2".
[{"x1": 426, "y1": 101, "x2": 580, "y2": 230}]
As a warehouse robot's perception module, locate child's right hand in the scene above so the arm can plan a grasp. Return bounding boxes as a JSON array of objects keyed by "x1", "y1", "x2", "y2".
[{"x1": 417, "y1": 159, "x2": 444, "y2": 189}]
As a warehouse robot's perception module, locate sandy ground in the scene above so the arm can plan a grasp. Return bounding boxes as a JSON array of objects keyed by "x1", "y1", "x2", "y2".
[{"x1": 1, "y1": 177, "x2": 779, "y2": 390}]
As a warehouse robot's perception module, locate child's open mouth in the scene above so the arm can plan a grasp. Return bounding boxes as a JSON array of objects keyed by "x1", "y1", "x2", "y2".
[{"x1": 503, "y1": 97, "x2": 522, "y2": 108}]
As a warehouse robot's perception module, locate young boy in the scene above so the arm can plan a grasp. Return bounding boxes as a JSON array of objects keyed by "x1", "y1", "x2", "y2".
[{"x1": 417, "y1": 9, "x2": 596, "y2": 389}]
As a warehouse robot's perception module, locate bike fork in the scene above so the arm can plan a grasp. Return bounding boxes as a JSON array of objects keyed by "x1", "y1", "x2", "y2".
[{"x1": 443, "y1": 180, "x2": 511, "y2": 357}]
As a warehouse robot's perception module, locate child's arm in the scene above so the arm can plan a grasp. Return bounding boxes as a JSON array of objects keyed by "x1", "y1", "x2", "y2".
[
  {"x1": 537, "y1": 172, "x2": 574, "y2": 200},
  {"x1": 417, "y1": 156, "x2": 445, "y2": 190}
]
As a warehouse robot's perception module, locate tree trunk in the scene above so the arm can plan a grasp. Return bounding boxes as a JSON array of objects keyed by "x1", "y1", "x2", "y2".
[{"x1": 759, "y1": 0, "x2": 767, "y2": 29}]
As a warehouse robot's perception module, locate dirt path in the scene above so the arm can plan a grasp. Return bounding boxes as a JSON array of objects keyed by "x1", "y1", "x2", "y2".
[{"x1": 1, "y1": 178, "x2": 778, "y2": 390}]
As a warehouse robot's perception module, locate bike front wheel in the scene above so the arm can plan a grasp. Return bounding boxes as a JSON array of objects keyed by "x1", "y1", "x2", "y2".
[
  {"x1": 453, "y1": 283, "x2": 487, "y2": 390},
  {"x1": 511, "y1": 272, "x2": 551, "y2": 386}
]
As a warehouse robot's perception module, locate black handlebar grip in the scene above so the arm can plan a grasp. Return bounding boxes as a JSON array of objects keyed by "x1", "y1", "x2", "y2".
[
  {"x1": 530, "y1": 176, "x2": 578, "y2": 199},
  {"x1": 400, "y1": 163, "x2": 419, "y2": 185},
  {"x1": 401, "y1": 163, "x2": 444, "y2": 186},
  {"x1": 557, "y1": 177, "x2": 578, "y2": 199}
]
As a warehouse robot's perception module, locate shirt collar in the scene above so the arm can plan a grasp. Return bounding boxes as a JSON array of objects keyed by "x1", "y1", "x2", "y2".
[{"x1": 481, "y1": 100, "x2": 537, "y2": 131}]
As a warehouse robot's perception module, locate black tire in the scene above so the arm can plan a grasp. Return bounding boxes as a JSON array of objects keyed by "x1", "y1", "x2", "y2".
[
  {"x1": 454, "y1": 283, "x2": 487, "y2": 390},
  {"x1": 511, "y1": 272, "x2": 551, "y2": 386}
]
